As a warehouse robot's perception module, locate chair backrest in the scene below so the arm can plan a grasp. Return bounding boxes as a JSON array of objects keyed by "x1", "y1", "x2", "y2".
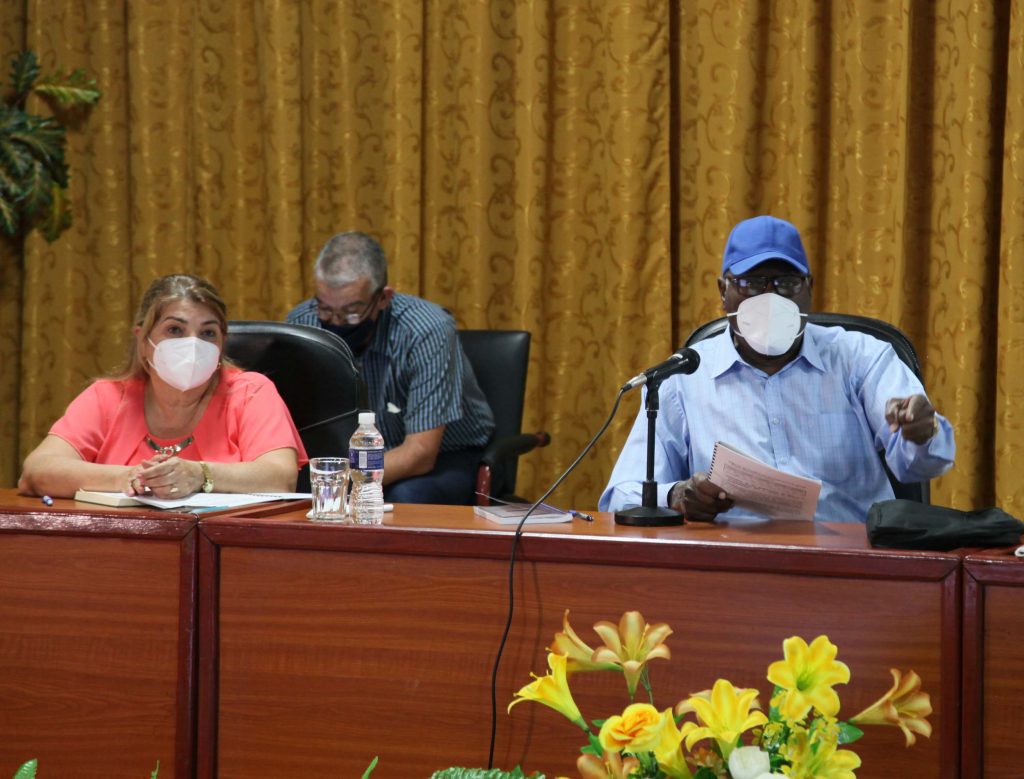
[
  {"x1": 225, "y1": 321, "x2": 368, "y2": 490},
  {"x1": 457, "y1": 330, "x2": 531, "y2": 493},
  {"x1": 685, "y1": 313, "x2": 929, "y2": 504}
]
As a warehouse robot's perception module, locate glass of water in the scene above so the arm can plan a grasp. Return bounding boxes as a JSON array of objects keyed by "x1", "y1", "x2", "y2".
[{"x1": 309, "y1": 457, "x2": 350, "y2": 521}]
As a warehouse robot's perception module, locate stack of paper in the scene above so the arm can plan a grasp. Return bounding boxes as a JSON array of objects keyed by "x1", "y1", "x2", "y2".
[
  {"x1": 707, "y1": 441, "x2": 821, "y2": 520},
  {"x1": 474, "y1": 503, "x2": 571, "y2": 525}
]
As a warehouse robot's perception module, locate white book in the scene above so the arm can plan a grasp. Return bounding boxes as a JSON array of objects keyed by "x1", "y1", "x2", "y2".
[
  {"x1": 474, "y1": 503, "x2": 571, "y2": 525},
  {"x1": 707, "y1": 441, "x2": 822, "y2": 521},
  {"x1": 73, "y1": 489, "x2": 144, "y2": 507}
]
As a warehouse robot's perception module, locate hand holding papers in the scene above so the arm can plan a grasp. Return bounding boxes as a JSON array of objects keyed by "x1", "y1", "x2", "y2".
[{"x1": 707, "y1": 441, "x2": 821, "y2": 520}]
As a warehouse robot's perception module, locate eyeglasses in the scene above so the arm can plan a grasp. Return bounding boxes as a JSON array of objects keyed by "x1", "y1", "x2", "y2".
[
  {"x1": 724, "y1": 275, "x2": 808, "y2": 297},
  {"x1": 315, "y1": 288, "x2": 383, "y2": 324}
]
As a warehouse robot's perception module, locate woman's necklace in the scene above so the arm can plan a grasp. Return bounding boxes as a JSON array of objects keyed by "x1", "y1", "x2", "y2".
[{"x1": 145, "y1": 435, "x2": 194, "y2": 456}]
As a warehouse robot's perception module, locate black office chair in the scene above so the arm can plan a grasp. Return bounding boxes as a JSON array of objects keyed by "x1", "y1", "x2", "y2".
[
  {"x1": 225, "y1": 321, "x2": 368, "y2": 491},
  {"x1": 685, "y1": 313, "x2": 930, "y2": 504},
  {"x1": 457, "y1": 330, "x2": 550, "y2": 505}
]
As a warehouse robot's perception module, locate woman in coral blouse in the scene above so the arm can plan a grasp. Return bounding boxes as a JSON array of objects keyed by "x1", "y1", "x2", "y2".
[{"x1": 19, "y1": 274, "x2": 308, "y2": 499}]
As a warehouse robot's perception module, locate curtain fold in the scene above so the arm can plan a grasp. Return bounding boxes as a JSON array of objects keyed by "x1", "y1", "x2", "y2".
[{"x1": 1, "y1": 0, "x2": 1020, "y2": 513}]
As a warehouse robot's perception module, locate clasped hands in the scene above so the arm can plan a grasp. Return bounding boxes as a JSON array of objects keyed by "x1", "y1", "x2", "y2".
[
  {"x1": 669, "y1": 393, "x2": 939, "y2": 523},
  {"x1": 125, "y1": 453, "x2": 202, "y2": 499}
]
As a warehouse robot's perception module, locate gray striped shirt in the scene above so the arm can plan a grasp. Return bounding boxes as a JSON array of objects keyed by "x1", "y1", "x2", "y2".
[{"x1": 287, "y1": 293, "x2": 494, "y2": 453}]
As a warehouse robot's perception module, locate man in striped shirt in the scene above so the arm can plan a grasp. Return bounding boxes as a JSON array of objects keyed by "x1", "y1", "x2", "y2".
[{"x1": 287, "y1": 231, "x2": 495, "y2": 504}]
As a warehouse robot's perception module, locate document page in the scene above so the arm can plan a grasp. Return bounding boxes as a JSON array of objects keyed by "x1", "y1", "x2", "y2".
[{"x1": 707, "y1": 441, "x2": 821, "y2": 520}]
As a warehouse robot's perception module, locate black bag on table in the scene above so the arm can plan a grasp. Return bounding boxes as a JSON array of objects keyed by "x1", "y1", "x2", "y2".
[{"x1": 866, "y1": 499, "x2": 1023, "y2": 552}]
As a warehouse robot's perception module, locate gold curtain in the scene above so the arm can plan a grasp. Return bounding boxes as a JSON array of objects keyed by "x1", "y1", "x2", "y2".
[{"x1": 1, "y1": 0, "x2": 1021, "y2": 514}]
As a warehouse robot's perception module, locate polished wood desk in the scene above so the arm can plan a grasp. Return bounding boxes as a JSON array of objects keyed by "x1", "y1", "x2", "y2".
[
  {"x1": 962, "y1": 548, "x2": 1024, "y2": 778},
  {"x1": 198, "y1": 506, "x2": 961, "y2": 778},
  {"x1": 0, "y1": 492, "x2": 198, "y2": 779}
]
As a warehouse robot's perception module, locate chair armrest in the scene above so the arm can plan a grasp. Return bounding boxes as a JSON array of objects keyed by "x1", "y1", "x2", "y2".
[{"x1": 481, "y1": 432, "x2": 550, "y2": 468}]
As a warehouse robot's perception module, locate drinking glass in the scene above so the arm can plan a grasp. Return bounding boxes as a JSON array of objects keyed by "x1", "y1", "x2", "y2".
[{"x1": 309, "y1": 457, "x2": 349, "y2": 521}]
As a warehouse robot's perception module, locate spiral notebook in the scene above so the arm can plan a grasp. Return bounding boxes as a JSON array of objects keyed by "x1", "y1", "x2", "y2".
[{"x1": 707, "y1": 441, "x2": 821, "y2": 520}]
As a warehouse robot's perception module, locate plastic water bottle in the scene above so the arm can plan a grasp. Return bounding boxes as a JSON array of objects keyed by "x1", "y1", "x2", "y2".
[{"x1": 349, "y1": 411, "x2": 385, "y2": 524}]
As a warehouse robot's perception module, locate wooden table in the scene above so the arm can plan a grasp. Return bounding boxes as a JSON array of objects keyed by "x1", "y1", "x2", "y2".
[
  {"x1": 0, "y1": 492, "x2": 199, "y2": 779},
  {"x1": 198, "y1": 506, "x2": 962, "y2": 778},
  {"x1": 962, "y1": 548, "x2": 1024, "y2": 778}
]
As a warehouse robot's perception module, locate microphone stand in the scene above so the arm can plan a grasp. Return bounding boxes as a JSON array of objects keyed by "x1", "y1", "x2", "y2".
[{"x1": 614, "y1": 376, "x2": 684, "y2": 526}]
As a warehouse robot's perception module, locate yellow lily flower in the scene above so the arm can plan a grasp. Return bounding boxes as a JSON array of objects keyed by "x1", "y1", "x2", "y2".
[
  {"x1": 677, "y1": 678, "x2": 767, "y2": 760},
  {"x1": 850, "y1": 668, "x2": 933, "y2": 747},
  {"x1": 576, "y1": 750, "x2": 641, "y2": 779},
  {"x1": 783, "y1": 727, "x2": 861, "y2": 779},
  {"x1": 549, "y1": 610, "x2": 621, "y2": 673},
  {"x1": 767, "y1": 635, "x2": 850, "y2": 722},
  {"x1": 591, "y1": 611, "x2": 672, "y2": 696},
  {"x1": 508, "y1": 652, "x2": 586, "y2": 729},
  {"x1": 649, "y1": 709, "x2": 694, "y2": 779}
]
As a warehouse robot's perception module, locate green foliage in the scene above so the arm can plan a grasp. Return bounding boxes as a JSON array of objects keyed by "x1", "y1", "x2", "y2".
[
  {"x1": 11, "y1": 760, "x2": 37, "y2": 779},
  {"x1": 836, "y1": 721, "x2": 864, "y2": 744},
  {"x1": 429, "y1": 769, "x2": 544, "y2": 779},
  {"x1": 361, "y1": 756, "x2": 379, "y2": 778},
  {"x1": 0, "y1": 50, "x2": 100, "y2": 242}
]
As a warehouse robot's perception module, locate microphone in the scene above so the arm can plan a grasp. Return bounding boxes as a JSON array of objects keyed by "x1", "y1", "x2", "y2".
[{"x1": 621, "y1": 347, "x2": 700, "y2": 390}]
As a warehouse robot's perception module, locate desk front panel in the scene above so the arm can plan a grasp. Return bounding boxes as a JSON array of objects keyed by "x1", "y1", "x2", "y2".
[
  {"x1": 963, "y1": 552, "x2": 1024, "y2": 778},
  {"x1": 202, "y1": 508, "x2": 960, "y2": 779},
  {"x1": 0, "y1": 495, "x2": 197, "y2": 779}
]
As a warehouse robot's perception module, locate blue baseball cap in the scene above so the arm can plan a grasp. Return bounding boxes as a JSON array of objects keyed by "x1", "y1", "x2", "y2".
[{"x1": 722, "y1": 215, "x2": 810, "y2": 276}]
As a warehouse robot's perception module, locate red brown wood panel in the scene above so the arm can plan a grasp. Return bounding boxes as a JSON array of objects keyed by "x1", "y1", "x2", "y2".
[
  {"x1": 202, "y1": 508, "x2": 960, "y2": 779},
  {"x1": 962, "y1": 552, "x2": 1024, "y2": 779},
  {"x1": 0, "y1": 533, "x2": 188, "y2": 778},
  {"x1": 0, "y1": 492, "x2": 198, "y2": 779}
]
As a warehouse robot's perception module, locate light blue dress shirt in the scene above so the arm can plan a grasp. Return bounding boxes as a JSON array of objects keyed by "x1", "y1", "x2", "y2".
[{"x1": 599, "y1": 324, "x2": 955, "y2": 522}]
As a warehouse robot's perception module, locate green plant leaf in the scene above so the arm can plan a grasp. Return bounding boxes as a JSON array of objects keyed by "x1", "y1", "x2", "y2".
[
  {"x1": 19, "y1": 158, "x2": 54, "y2": 217},
  {"x1": 34, "y1": 68, "x2": 102, "y2": 106},
  {"x1": 0, "y1": 186, "x2": 20, "y2": 236},
  {"x1": 9, "y1": 51, "x2": 40, "y2": 103},
  {"x1": 10, "y1": 114, "x2": 66, "y2": 167},
  {"x1": 35, "y1": 182, "x2": 72, "y2": 242},
  {"x1": 12, "y1": 758, "x2": 38, "y2": 779},
  {"x1": 0, "y1": 126, "x2": 33, "y2": 179},
  {"x1": 429, "y1": 769, "x2": 543, "y2": 779},
  {"x1": 361, "y1": 756, "x2": 378, "y2": 778},
  {"x1": 836, "y1": 721, "x2": 864, "y2": 744},
  {"x1": 150, "y1": 759, "x2": 160, "y2": 778},
  {"x1": 580, "y1": 730, "x2": 603, "y2": 757}
]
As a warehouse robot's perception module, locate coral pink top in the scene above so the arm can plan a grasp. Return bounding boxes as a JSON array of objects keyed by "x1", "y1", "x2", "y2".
[{"x1": 49, "y1": 368, "x2": 308, "y2": 467}]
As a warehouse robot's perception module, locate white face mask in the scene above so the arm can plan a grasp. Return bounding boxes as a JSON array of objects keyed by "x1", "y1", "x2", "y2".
[
  {"x1": 148, "y1": 336, "x2": 221, "y2": 391},
  {"x1": 728, "y1": 293, "x2": 807, "y2": 357}
]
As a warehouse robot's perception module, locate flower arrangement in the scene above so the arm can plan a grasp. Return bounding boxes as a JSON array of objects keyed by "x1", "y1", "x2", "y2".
[{"x1": 508, "y1": 611, "x2": 932, "y2": 779}]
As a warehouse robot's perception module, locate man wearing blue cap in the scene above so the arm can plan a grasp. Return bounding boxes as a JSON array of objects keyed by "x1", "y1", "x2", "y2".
[{"x1": 599, "y1": 215, "x2": 955, "y2": 523}]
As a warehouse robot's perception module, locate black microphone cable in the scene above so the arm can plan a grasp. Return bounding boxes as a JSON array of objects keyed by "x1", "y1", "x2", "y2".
[{"x1": 486, "y1": 386, "x2": 629, "y2": 769}]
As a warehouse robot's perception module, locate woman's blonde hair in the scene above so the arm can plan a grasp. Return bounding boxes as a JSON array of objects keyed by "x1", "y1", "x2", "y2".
[{"x1": 112, "y1": 274, "x2": 230, "y2": 380}]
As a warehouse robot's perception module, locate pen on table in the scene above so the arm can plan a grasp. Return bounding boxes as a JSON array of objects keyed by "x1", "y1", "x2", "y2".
[
  {"x1": 41, "y1": 495, "x2": 54, "y2": 507},
  {"x1": 537, "y1": 501, "x2": 593, "y2": 522}
]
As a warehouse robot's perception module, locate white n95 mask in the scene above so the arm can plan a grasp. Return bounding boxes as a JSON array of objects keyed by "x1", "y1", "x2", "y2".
[
  {"x1": 148, "y1": 336, "x2": 221, "y2": 391},
  {"x1": 728, "y1": 293, "x2": 807, "y2": 357}
]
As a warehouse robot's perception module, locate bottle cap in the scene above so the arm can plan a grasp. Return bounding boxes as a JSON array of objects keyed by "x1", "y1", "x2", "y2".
[{"x1": 358, "y1": 411, "x2": 376, "y2": 425}]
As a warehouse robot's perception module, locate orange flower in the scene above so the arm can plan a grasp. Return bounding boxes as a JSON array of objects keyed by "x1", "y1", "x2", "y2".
[
  {"x1": 549, "y1": 610, "x2": 620, "y2": 673},
  {"x1": 576, "y1": 750, "x2": 641, "y2": 779},
  {"x1": 598, "y1": 703, "x2": 663, "y2": 753},
  {"x1": 591, "y1": 611, "x2": 672, "y2": 696},
  {"x1": 850, "y1": 669, "x2": 933, "y2": 747}
]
